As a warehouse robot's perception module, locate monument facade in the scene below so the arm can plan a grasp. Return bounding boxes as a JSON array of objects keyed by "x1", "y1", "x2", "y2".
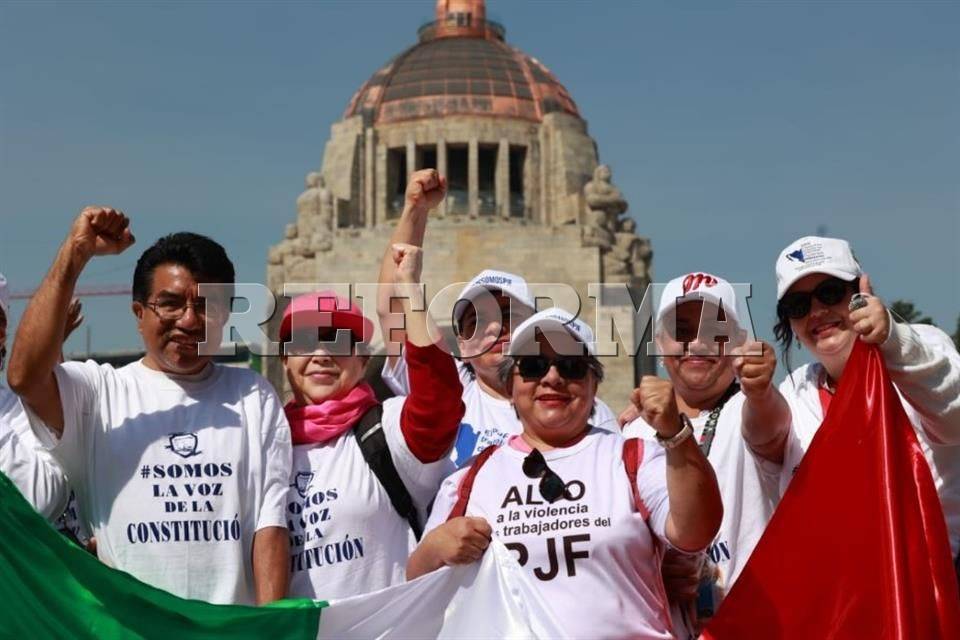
[{"x1": 268, "y1": 0, "x2": 653, "y2": 408}]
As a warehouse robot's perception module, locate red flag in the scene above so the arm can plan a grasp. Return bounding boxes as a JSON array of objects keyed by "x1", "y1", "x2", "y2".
[{"x1": 704, "y1": 340, "x2": 960, "y2": 639}]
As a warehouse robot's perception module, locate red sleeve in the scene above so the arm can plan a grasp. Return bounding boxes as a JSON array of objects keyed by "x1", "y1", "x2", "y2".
[{"x1": 399, "y1": 341, "x2": 465, "y2": 462}]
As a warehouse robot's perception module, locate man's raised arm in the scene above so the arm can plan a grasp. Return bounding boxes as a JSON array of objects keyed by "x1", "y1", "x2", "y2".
[{"x1": 8, "y1": 207, "x2": 134, "y2": 434}]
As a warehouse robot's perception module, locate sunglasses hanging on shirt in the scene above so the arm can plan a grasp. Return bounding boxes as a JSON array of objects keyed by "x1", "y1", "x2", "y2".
[
  {"x1": 522, "y1": 448, "x2": 572, "y2": 503},
  {"x1": 777, "y1": 277, "x2": 857, "y2": 320}
]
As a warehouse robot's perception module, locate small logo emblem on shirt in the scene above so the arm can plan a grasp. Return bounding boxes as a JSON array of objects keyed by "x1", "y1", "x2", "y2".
[
  {"x1": 292, "y1": 471, "x2": 314, "y2": 498},
  {"x1": 166, "y1": 432, "x2": 202, "y2": 459}
]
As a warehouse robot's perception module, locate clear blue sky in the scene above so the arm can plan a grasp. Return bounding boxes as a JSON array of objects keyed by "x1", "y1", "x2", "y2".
[{"x1": 1, "y1": 0, "x2": 957, "y2": 359}]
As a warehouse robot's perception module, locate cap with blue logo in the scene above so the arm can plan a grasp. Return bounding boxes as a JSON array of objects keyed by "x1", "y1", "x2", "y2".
[
  {"x1": 454, "y1": 269, "x2": 535, "y2": 323},
  {"x1": 776, "y1": 236, "x2": 862, "y2": 300}
]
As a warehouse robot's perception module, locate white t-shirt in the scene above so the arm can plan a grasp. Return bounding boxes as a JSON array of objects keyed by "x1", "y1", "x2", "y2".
[
  {"x1": 382, "y1": 358, "x2": 619, "y2": 467},
  {"x1": 780, "y1": 321, "x2": 960, "y2": 556},
  {"x1": 287, "y1": 395, "x2": 455, "y2": 600},
  {"x1": 27, "y1": 360, "x2": 292, "y2": 605},
  {"x1": 624, "y1": 392, "x2": 782, "y2": 638},
  {"x1": 0, "y1": 385, "x2": 69, "y2": 520},
  {"x1": 425, "y1": 429, "x2": 677, "y2": 640}
]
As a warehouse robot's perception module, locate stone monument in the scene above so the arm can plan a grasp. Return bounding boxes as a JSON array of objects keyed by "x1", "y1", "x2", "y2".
[{"x1": 266, "y1": 0, "x2": 654, "y2": 407}]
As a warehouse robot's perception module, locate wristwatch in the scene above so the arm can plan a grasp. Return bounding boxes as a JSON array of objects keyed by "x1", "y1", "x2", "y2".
[{"x1": 655, "y1": 414, "x2": 694, "y2": 450}]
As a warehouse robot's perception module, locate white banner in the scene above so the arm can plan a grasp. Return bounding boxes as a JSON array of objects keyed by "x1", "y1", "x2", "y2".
[{"x1": 317, "y1": 540, "x2": 568, "y2": 639}]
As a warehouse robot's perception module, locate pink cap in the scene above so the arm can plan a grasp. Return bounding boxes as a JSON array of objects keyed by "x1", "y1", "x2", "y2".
[{"x1": 279, "y1": 291, "x2": 374, "y2": 344}]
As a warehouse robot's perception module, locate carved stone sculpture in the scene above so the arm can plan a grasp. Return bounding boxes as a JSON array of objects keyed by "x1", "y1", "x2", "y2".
[
  {"x1": 582, "y1": 164, "x2": 629, "y2": 251},
  {"x1": 584, "y1": 164, "x2": 627, "y2": 224},
  {"x1": 296, "y1": 172, "x2": 334, "y2": 240},
  {"x1": 582, "y1": 207, "x2": 615, "y2": 249}
]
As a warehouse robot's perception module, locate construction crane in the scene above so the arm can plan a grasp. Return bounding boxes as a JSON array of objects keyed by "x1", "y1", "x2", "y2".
[{"x1": 9, "y1": 284, "x2": 131, "y2": 301}]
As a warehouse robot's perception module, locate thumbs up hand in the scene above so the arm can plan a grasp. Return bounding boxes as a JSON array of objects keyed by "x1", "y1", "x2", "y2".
[{"x1": 849, "y1": 274, "x2": 890, "y2": 344}]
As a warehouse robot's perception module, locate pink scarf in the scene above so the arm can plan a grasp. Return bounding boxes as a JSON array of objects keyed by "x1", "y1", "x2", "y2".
[{"x1": 285, "y1": 383, "x2": 379, "y2": 445}]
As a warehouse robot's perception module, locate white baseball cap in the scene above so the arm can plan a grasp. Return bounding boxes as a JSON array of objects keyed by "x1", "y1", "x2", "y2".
[
  {"x1": 657, "y1": 272, "x2": 741, "y2": 328},
  {"x1": 508, "y1": 307, "x2": 596, "y2": 356},
  {"x1": 0, "y1": 272, "x2": 8, "y2": 317},
  {"x1": 454, "y1": 269, "x2": 535, "y2": 323},
  {"x1": 775, "y1": 236, "x2": 862, "y2": 300}
]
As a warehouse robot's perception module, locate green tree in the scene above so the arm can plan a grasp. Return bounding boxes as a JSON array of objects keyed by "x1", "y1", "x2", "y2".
[{"x1": 889, "y1": 300, "x2": 935, "y2": 326}]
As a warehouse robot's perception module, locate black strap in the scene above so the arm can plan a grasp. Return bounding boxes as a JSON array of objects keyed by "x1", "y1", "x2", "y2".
[
  {"x1": 353, "y1": 404, "x2": 423, "y2": 541},
  {"x1": 697, "y1": 383, "x2": 741, "y2": 458}
]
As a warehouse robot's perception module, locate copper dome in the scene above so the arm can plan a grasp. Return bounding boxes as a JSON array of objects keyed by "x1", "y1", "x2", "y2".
[{"x1": 344, "y1": 2, "x2": 580, "y2": 125}]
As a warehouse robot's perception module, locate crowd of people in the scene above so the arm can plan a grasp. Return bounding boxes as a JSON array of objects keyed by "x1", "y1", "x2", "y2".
[{"x1": 1, "y1": 169, "x2": 958, "y2": 638}]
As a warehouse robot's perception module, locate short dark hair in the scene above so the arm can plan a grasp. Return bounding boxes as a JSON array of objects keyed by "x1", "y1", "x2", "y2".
[{"x1": 132, "y1": 232, "x2": 235, "y2": 303}]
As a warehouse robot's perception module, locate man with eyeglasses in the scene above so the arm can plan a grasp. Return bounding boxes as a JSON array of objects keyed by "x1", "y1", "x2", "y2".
[
  {"x1": 8, "y1": 208, "x2": 292, "y2": 605},
  {"x1": 620, "y1": 272, "x2": 791, "y2": 638},
  {"x1": 377, "y1": 169, "x2": 618, "y2": 468}
]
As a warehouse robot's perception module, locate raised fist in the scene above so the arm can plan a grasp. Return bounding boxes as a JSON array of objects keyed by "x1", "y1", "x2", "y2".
[
  {"x1": 630, "y1": 375, "x2": 682, "y2": 438},
  {"x1": 732, "y1": 340, "x2": 776, "y2": 399},
  {"x1": 404, "y1": 169, "x2": 447, "y2": 216},
  {"x1": 70, "y1": 206, "x2": 135, "y2": 263},
  {"x1": 391, "y1": 243, "x2": 423, "y2": 287}
]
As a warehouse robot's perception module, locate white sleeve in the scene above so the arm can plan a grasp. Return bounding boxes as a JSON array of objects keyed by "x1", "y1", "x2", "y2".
[
  {"x1": 255, "y1": 382, "x2": 293, "y2": 531},
  {"x1": 622, "y1": 416, "x2": 657, "y2": 440},
  {"x1": 24, "y1": 360, "x2": 103, "y2": 489},
  {"x1": 421, "y1": 468, "x2": 466, "y2": 537},
  {"x1": 382, "y1": 397, "x2": 457, "y2": 516},
  {"x1": 1, "y1": 415, "x2": 70, "y2": 521},
  {"x1": 591, "y1": 398, "x2": 619, "y2": 432},
  {"x1": 380, "y1": 356, "x2": 411, "y2": 397},
  {"x1": 633, "y1": 439, "x2": 671, "y2": 543},
  {"x1": 880, "y1": 320, "x2": 960, "y2": 445}
]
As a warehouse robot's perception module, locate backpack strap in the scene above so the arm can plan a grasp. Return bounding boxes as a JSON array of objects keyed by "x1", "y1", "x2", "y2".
[
  {"x1": 622, "y1": 438, "x2": 650, "y2": 519},
  {"x1": 353, "y1": 404, "x2": 423, "y2": 541},
  {"x1": 447, "y1": 444, "x2": 499, "y2": 520}
]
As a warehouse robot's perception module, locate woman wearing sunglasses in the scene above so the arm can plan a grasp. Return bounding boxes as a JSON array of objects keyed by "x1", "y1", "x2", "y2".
[
  {"x1": 281, "y1": 241, "x2": 464, "y2": 600},
  {"x1": 408, "y1": 308, "x2": 722, "y2": 639},
  {"x1": 774, "y1": 236, "x2": 960, "y2": 562}
]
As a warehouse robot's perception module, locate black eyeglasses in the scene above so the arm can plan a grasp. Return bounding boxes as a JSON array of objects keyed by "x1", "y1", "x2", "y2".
[
  {"x1": 777, "y1": 278, "x2": 856, "y2": 320},
  {"x1": 522, "y1": 448, "x2": 571, "y2": 503},
  {"x1": 515, "y1": 355, "x2": 593, "y2": 381},
  {"x1": 144, "y1": 298, "x2": 209, "y2": 321}
]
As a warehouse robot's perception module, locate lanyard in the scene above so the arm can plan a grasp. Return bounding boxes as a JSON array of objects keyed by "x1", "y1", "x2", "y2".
[{"x1": 697, "y1": 383, "x2": 741, "y2": 457}]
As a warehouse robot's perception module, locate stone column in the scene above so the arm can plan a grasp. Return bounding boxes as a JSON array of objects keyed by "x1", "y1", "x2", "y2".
[
  {"x1": 406, "y1": 138, "x2": 416, "y2": 181},
  {"x1": 496, "y1": 138, "x2": 510, "y2": 219},
  {"x1": 364, "y1": 128, "x2": 375, "y2": 228},
  {"x1": 437, "y1": 138, "x2": 448, "y2": 218},
  {"x1": 468, "y1": 137, "x2": 479, "y2": 218},
  {"x1": 375, "y1": 143, "x2": 388, "y2": 224}
]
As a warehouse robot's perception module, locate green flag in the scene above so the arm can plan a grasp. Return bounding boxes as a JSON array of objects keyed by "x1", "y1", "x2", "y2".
[{"x1": 0, "y1": 471, "x2": 323, "y2": 639}]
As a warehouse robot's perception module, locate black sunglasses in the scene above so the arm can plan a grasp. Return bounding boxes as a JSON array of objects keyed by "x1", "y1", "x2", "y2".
[
  {"x1": 777, "y1": 278, "x2": 856, "y2": 320},
  {"x1": 522, "y1": 448, "x2": 571, "y2": 503},
  {"x1": 516, "y1": 355, "x2": 592, "y2": 381}
]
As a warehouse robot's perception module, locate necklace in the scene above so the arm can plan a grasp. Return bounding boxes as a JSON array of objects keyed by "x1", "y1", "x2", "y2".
[{"x1": 697, "y1": 383, "x2": 741, "y2": 457}]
